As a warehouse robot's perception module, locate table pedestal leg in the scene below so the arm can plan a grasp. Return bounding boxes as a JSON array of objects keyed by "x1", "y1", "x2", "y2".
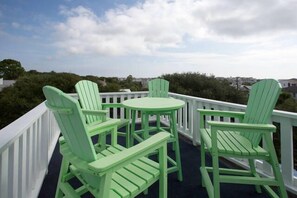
[
  {"x1": 130, "y1": 110, "x2": 136, "y2": 147},
  {"x1": 170, "y1": 110, "x2": 183, "y2": 181},
  {"x1": 143, "y1": 112, "x2": 150, "y2": 139}
]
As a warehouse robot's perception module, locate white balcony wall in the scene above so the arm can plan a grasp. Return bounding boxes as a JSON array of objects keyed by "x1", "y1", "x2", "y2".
[
  {"x1": 0, "y1": 91, "x2": 296, "y2": 197},
  {"x1": 0, "y1": 102, "x2": 60, "y2": 198}
]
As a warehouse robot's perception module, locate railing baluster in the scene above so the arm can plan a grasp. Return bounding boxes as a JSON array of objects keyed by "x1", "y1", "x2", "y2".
[
  {"x1": 0, "y1": 149, "x2": 9, "y2": 198},
  {"x1": 9, "y1": 140, "x2": 19, "y2": 198},
  {"x1": 19, "y1": 134, "x2": 27, "y2": 197}
]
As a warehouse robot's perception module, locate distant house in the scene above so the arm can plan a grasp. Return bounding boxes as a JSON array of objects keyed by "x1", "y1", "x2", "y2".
[
  {"x1": 120, "y1": 89, "x2": 131, "y2": 92},
  {"x1": 225, "y1": 77, "x2": 257, "y2": 90},
  {"x1": 134, "y1": 78, "x2": 151, "y2": 88},
  {"x1": 0, "y1": 78, "x2": 16, "y2": 92},
  {"x1": 240, "y1": 85, "x2": 251, "y2": 91},
  {"x1": 119, "y1": 77, "x2": 151, "y2": 88},
  {"x1": 279, "y1": 78, "x2": 297, "y2": 88},
  {"x1": 99, "y1": 79, "x2": 107, "y2": 87}
]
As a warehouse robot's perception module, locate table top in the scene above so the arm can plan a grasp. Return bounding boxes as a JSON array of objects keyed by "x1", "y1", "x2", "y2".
[{"x1": 122, "y1": 97, "x2": 185, "y2": 111}]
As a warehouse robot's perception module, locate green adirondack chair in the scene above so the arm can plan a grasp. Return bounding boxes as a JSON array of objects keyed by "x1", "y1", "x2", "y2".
[
  {"x1": 148, "y1": 78, "x2": 170, "y2": 130},
  {"x1": 75, "y1": 80, "x2": 130, "y2": 147},
  {"x1": 43, "y1": 86, "x2": 170, "y2": 198},
  {"x1": 145, "y1": 78, "x2": 183, "y2": 181},
  {"x1": 198, "y1": 79, "x2": 287, "y2": 198}
]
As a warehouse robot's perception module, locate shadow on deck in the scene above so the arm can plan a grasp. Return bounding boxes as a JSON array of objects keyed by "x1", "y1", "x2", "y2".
[{"x1": 39, "y1": 122, "x2": 272, "y2": 198}]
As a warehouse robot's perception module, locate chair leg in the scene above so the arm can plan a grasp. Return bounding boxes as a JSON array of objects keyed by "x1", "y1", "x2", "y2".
[
  {"x1": 97, "y1": 174, "x2": 112, "y2": 198},
  {"x1": 125, "y1": 123, "x2": 130, "y2": 148},
  {"x1": 144, "y1": 189, "x2": 148, "y2": 195},
  {"x1": 264, "y1": 134, "x2": 288, "y2": 198},
  {"x1": 270, "y1": 162, "x2": 287, "y2": 197},
  {"x1": 270, "y1": 160, "x2": 288, "y2": 198},
  {"x1": 248, "y1": 159, "x2": 262, "y2": 193},
  {"x1": 159, "y1": 144, "x2": 168, "y2": 198},
  {"x1": 200, "y1": 137, "x2": 206, "y2": 187},
  {"x1": 212, "y1": 153, "x2": 220, "y2": 198},
  {"x1": 55, "y1": 158, "x2": 69, "y2": 198}
]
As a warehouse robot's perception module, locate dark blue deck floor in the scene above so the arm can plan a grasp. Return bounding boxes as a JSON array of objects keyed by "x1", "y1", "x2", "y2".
[{"x1": 39, "y1": 123, "x2": 274, "y2": 198}]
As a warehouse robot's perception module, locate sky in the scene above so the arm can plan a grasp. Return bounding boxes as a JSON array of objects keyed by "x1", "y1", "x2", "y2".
[{"x1": 0, "y1": 0, "x2": 297, "y2": 79}]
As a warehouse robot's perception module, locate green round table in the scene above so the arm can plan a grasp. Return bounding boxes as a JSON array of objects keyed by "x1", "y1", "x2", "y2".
[{"x1": 122, "y1": 97, "x2": 185, "y2": 181}]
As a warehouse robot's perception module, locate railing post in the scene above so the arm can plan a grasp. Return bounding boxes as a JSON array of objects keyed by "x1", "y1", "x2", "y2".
[
  {"x1": 192, "y1": 101, "x2": 199, "y2": 145},
  {"x1": 41, "y1": 111, "x2": 49, "y2": 172},
  {"x1": 280, "y1": 118, "x2": 294, "y2": 187}
]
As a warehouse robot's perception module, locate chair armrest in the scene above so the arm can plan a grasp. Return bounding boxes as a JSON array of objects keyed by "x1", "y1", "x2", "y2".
[
  {"x1": 82, "y1": 109, "x2": 108, "y2": 116},
  {"x1": 88, "y1": 132, "x2": 170, "y2": 174},
  {"x1": 87, "y1": 119, "x2": 120, "y2": 136},
  {"x1": 198, "y1": 109, "x2": 245, "y2": 120},
  {"x1": 102, "y1": 103, "x2": 123, "y2": 109},
  {"x1": 207, "y1": 121, "x2": 276, "y2": 133}
]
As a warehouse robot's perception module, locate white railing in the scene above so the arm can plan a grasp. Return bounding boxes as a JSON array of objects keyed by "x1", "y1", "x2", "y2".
[
  {"x1": 0, "y1": 102, "x2": 60, "y2": 198},
  {"x1": 0, "y1": 91, "x2": 296, "y2": 197},
  {"x1": 101, "y1": 91, "x2": 297, "y2": 194},
  {"x1": 166, "y1": 92, "x2": 297, "y2": 194}
]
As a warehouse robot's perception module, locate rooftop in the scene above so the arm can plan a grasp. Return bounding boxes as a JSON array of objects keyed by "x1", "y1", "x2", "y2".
[{"x1": 0, "y1": 91, "x2": 296, "y2": 198}]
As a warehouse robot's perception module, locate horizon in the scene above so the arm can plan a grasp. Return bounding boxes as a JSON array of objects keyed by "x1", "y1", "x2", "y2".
[{"x1": 1, "y1": 0, "x2": 297, "y2": 79}]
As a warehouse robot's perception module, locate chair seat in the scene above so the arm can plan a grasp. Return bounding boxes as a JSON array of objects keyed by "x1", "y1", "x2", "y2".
[
  {"x1": 63, "y1": 143, "x2": 160, "y2": 198},
  {"x1": 200, "y1": 128, "x2": 269, "y2": 157},
  {"x1": 98, "y1": 144, "x2": 159, "y2": 197}
]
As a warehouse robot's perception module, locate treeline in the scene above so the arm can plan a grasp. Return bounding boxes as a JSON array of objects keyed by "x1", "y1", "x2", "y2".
[
  {"x1": 1, "y1": 59, "x2": 297, "y2": 129},
  {"x1": 0, "y1": 70, "x2": 247, "y2": 129},
  {"x1": 0, "y1": 62, "x2": 143, "y2": 128}
]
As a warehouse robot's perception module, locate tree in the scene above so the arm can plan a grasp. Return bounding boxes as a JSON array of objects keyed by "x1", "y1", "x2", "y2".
[
  {"x1": 121, "y1": 75, "x2": 142, "y2": 91},
  {"x1": 276, "y1": 92, "x2": 297, "y2": 112},
  {"x1": 0, "y1": 59, "x2": 25, "y2": 79},
  {"x1": 0, "y1": 72, "x2": 82, "y2": 128},
  {"x1": 162, "y1": 72, "x2": 247, "y2": 104}
]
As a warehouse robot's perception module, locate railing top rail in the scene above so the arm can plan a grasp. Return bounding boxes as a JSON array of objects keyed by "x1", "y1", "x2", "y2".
[
  {"x1": 169, "y1": 92, "x2": 246, "y2": 110},
  {"x1": 68, "y1": 91, "x2": 148, "y2": 98},
  {"x1": 169, "y1": 92, "x2": 297, "y2": 120}
]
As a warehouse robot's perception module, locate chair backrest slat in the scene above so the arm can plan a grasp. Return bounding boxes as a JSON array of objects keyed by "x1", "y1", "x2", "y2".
[
  {"x1": 75, "y1": 80, "x2": 103, "y2": 124},
  {"x1": 148, "y1": 78, "x2": 169, "y2": 98},
  {"x1": 43, "y1": 86, "x2": 96, "y2": 162},
  {"x1": 242, "y1": 79, "x2": 281, "y2": 145}
]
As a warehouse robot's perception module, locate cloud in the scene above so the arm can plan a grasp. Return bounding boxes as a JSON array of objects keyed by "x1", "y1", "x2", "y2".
[
  {"x1": 53, "y1": 0, "x2": 297, "y2": 56},
  {"x1": 201, "y1": 0, "x2": 297, "y2": 38}
]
